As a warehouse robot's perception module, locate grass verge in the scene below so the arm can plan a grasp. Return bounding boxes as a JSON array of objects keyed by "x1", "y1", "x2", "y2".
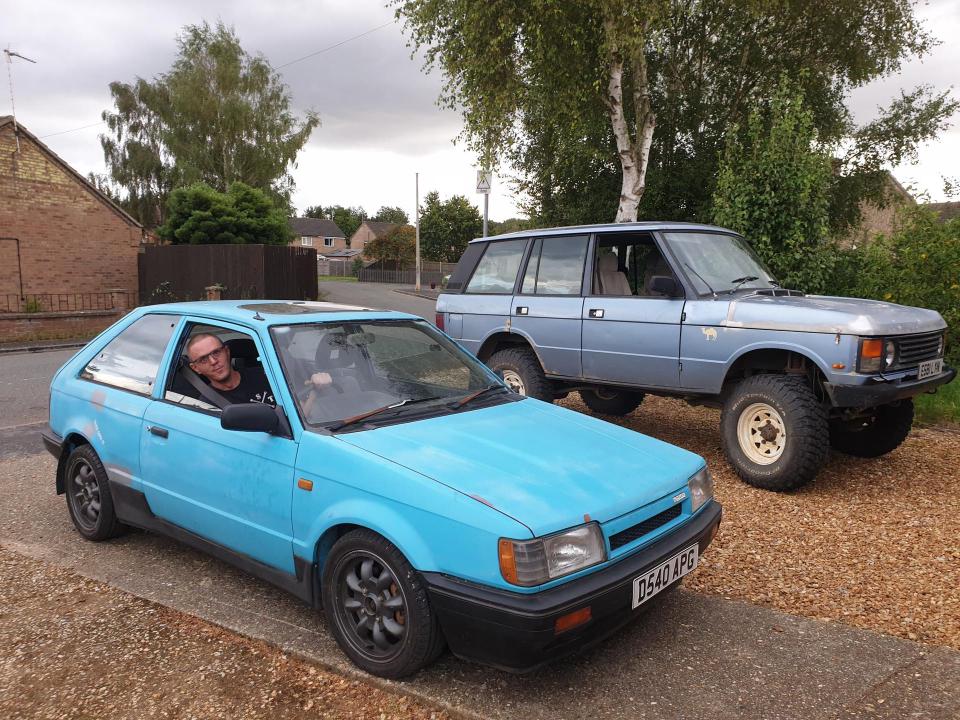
[
  {"x1": 317, "y1": 276, "x2": 358, "y2": 283},
  {"x1": 915, "y1": 378, "x2": 960, "y2": 426}
]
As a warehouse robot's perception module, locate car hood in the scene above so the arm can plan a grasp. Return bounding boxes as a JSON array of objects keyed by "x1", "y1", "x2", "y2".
[
  {"x1": 724, "y1": 294, "x2": 946, "y2": 335},
  {"x1": 337, "y1": 398, "x2": 704, "y2": 537}
]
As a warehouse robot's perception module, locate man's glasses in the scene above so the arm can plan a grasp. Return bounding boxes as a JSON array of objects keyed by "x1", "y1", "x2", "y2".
[{"x1": 189, "y1": 345, "x2": 227, "y2": 367}]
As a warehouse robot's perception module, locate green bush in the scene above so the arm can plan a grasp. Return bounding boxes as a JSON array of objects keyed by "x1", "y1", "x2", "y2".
[{"x1": 829, "y1": 204, "x2": 960, "y2": 365}]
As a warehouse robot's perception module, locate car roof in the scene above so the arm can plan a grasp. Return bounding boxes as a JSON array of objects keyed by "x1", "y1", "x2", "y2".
[
  {"x1": 133, "y1": 300, "x2": 422, "y2": 327},
  {"x1": 468, "y1": 221, "x2": 736, "y2": 243}
]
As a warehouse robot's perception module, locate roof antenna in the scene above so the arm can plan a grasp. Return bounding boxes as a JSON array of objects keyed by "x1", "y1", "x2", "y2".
[{"x1": 4, "y1": 46, "x2": 37, "y2": 154}]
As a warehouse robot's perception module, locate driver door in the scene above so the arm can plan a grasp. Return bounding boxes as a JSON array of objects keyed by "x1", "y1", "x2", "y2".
[{"x1": 139, "y1": 319, "x2": 298, "y2": 573}]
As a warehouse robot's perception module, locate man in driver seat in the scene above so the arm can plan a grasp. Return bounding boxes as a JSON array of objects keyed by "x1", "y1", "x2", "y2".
[{"x1": 184, "y1": 333, "x2": 286, "y2": 406}]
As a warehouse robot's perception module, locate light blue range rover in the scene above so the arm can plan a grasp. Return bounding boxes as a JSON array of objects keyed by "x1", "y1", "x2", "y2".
[
  {"x1": 43, "y1": 301, "x2": 721, "y2": 677},
  {"x1": 436, "y1": 223, "x2": 955, "y2": 491}
]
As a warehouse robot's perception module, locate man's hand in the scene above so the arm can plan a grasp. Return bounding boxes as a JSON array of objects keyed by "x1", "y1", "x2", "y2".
[{"x1": 305, "y1": 372, "x2": 333, "y2": 389}]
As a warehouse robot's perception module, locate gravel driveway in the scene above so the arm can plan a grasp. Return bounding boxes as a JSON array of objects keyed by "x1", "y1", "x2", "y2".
[{"x1": 559, "y1": 394, "x2": 960, "y2": 651}]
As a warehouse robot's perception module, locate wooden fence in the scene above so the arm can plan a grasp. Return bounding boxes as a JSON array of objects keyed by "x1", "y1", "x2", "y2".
[{"x1": 139, "y1": 244, "x2": 318, "y2": 304}]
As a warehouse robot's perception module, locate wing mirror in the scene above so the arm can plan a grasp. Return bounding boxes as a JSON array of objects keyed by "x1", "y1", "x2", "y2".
[
  {"x1": 649, "y1": 275, "x2": 679, "y2": 297},
  {"x1": 221, "y1": 403, "x2": 280, "y2": 434}
]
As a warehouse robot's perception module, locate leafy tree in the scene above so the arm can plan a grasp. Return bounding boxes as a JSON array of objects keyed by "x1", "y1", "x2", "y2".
[
  {"x1": 304, "y1": 204, "x2": 367, "y2": 240},
  {"x1": 396, "y1": 0, "x2": 953, "y2": 226},
  {"x1": 418, "y1": 192, "x2": 483, "y2": 261},
  {"x1": 488, "y1": 217, "x2": 534, "y2": 235},
  {"x1": 712, "y1": 79, "x2": 833, "y2": 293},
  {"x1": 157, "y1": 182, "x2": 291, "y2": 245},
  {"x1": 365, "y1": 224, "x2": 416, "y2": 268},
  {"x1": 101, "y1": 21, "x2": 319, "y2": 227},
  {"x1": 372, "y1": 206, "x2": 410, "y2": 224}
]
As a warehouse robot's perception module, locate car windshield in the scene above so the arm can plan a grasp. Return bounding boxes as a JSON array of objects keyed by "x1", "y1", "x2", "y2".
[
  {"x1": 270, "y1": 320, "x2": 503, "y2": 429},
  {"x1": 662, "y1": 232, "x2": 779, "y2": 295}
]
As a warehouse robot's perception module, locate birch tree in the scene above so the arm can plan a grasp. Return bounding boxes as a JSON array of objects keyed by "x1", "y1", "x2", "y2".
[{"x1": 396, "y1": 0, "x2": 667, "y2": 222}]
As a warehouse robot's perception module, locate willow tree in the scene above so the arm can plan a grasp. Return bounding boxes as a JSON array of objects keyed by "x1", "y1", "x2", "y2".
[
  {"x1": 101, "y1": 21, "x2": 319, "y2": 227},
  {"x1": 395, "y1": 0, "x2": 950, "y2": 226}
]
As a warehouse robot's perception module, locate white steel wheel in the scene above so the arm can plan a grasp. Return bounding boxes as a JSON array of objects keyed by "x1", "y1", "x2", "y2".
[
  {"x1": 737, "y1": 402, "x2": 786, "y2": 465},
  {"x1": 501, "y1": 369, "x2": 526, "y2": 395}
]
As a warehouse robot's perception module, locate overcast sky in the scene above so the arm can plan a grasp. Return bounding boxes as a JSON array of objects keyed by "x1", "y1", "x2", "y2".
[{"x1": 4, "y1": 0, "x2": 958, "y2": 223}]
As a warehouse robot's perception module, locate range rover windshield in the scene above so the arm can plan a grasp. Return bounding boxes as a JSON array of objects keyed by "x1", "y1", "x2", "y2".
[
  {"x1": 270, "y1": 320, "x2": 506, "y2": 430},
  {"x1": 662, "y1": 232, "x2": 779, "y2": 295}
]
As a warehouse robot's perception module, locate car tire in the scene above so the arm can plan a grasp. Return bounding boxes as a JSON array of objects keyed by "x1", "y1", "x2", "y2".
[
  {"x1": 321, "y1": 529, "x2": 445, "y2": 679},
  {"x1": 64, "y1": 444, "x2": 126, "y2": 541},
  {"x1": 487, "y1": 347, "x2": 554, "y2": 401},
  {"x1": 720, "y1": 374, "x2": 829, "y2": 491},
  {"x1": 829, "y1": 400, "x2": 914, "y2": 458},
  {"x1": 579, "y1": 388, "x2": 644, "y2": 416}
]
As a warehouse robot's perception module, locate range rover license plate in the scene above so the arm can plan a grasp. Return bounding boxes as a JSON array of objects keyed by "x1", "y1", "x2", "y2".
[
  {"x1": 918, "y1": 358, "x2": 943, "y2": 380},
  {"x1": 632, "y1": 545, "x2": 699, "y2": 609}
]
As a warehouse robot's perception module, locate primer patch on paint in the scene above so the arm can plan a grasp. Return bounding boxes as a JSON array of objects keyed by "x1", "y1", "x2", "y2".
[{"x1": 702, "y1": 327, "x2": 718, "y2": 341}]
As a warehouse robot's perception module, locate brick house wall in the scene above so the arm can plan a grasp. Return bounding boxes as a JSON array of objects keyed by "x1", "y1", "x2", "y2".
[
  {"x1": 349, "y1": 221, "x2": 404, "y2": 258},
  {"x1": 291, "y1": 234, "x2": 348, "y2": 255},
  {"x1": 0, "y1": 118, "x2": 142, "y2": 303}
]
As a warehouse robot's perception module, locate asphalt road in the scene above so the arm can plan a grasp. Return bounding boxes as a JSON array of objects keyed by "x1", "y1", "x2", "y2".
[
  {"x1": 1, "y1": 286, "x2": 959, "y2": 719},
  {"x1": 317, "y1": 280, "x2": 437, "y2": 318}
]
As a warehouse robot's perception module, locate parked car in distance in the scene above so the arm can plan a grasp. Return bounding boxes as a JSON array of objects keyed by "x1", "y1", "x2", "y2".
[
  {"x1": 436, "y1": 223, "x2": 955, "y2": 491},
  {"x1": 43, "y1": 300, "x2": 722, "y2": 678}
]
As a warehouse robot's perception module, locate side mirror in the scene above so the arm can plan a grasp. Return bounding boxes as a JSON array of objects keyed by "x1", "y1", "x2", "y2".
[
  {"x1": 649, "y1": 275, "x2": 679, "y2": 297},
  {"x1": 221, "y1": 403, "x2": 279, "y2": 434}
]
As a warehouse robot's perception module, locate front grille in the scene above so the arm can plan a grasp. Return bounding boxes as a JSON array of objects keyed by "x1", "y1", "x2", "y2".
[
  {"x1": 608, "y1": 504, "x2": 682, "y2": 551},
  {"x1": 893, "y1": 332, "x2": 943, "y2": 370}
]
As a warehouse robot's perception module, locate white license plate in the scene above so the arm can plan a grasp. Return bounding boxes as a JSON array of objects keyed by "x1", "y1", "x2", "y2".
[
  {"x1": 918, "y1": 358, "x2": 943, "y2": 380},
  {"x1": 631, "y1": 545, "x2": 699, "y2": 609}
]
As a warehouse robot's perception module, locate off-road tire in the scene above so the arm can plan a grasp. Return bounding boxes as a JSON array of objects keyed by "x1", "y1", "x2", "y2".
[
  {"x1": 720, "y1": 374, "x2": 829, "y2": 491},
  {"x1": 64, "y1": 444, "x2": 125, "y2": 541},
  {"x1": 579, "y1": 388, "x2": 644, "y2": 416},
  {"x1": 829, "y1": 400, "x2": 914, "y2": 458},
  {"x1": 487, "y1": 347, "x2": 554, "y2": 401},
  {"x1": 321, "y1": 529, "x2": 445, "y2": 679}
]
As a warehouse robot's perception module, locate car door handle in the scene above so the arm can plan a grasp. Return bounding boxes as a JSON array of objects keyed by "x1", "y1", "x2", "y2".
[
  {"x1": 515, "y1": 306, "x2": 529, "y2": 315},
  {"x1": 589, "y1": 308, "x2": 605, "y2": 318},
  {"x1": 147, "y1": 425, "x2": 168, "y2": 439}
]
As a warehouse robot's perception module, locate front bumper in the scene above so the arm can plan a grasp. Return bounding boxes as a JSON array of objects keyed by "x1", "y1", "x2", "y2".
[
  {"x1": 422, "y1": 500, "x2": 722, "y2": 673},
  {"x1": 824, "y1": 366, "x2": 956, "y2": 409},
  {"x1": 41, "y1": 426, "x2": 63, "y2": 458}
]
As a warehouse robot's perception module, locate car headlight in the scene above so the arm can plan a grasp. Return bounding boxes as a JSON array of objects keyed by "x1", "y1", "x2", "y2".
[
  {"x1": 499, "y1": 523, "x2": 606, "y2": 587},
  {"x1": 689, "y1": 466, "x2": 714, "y2": 513}
]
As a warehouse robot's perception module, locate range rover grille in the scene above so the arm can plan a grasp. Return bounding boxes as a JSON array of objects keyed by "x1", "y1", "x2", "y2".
[
  {"x1": 892, "y1": 332, "x2": 943, "y2": 370},
  {"x1": 608, "y1": 504, "x2": 682, "y2": 551}
]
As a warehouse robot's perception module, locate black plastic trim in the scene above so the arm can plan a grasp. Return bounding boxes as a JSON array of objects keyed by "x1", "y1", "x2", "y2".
[
  {"x1": 41, "y1": 426, "x2": 63, "y2": 459},
  {"x1": 421, "y1": 500, "x2": 722, "y2": 672},
  {"x1": 109, "y1": 482, "x2": 316, "y2": 606},
  {"x1": 824, "y1": 366, "x2": 956, "y2": 409}
]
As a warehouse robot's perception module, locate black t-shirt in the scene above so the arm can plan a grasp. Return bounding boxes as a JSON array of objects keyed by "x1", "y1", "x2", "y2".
[{"x1": 219, "y1": 366, "x2": 276, "y2": 407}]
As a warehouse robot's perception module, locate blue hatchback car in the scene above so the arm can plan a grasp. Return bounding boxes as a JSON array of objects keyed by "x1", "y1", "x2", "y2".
[{"x1": 43, "y1": 301, "x2": 722, "y2": 678}]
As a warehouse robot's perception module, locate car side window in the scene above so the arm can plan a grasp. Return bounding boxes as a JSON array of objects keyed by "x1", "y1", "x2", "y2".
[
  {"x1": 164, "y1": 323, "x2": 276, "y2": 412},
  {"x1": 80, "y1": 314, "x2": 179, "y2": 395},
  {"x1": 527, "y1": 235, "x2": 589, "y2": 295},
  {"x1": 594, "y1": 236, "x2": 677, "y2": 297},
  {"x1": 465, "y1": 239, "x2": 527, "y2": 294}
]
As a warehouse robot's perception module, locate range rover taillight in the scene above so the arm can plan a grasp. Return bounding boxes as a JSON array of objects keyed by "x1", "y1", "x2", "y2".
[{"x1": 435, "y1": 312, "x2": 445, "y2": 331}]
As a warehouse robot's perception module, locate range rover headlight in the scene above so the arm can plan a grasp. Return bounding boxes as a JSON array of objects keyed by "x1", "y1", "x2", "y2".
[
  {"x1": 499, "y1": 523, "x2": 606, "y2": 587},
  {"x1": 689, "y1": 466, "x2": 714, "y2": 513},
  {"x1": 858, "y1": 338, "x2": 883, "y2": 373}
]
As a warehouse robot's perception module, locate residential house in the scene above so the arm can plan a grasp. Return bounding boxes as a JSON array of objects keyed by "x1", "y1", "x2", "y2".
[
  {"x1": 0, "y1": 116, "x2": 143, "y2": 311},
  {"x1": 349, "y1": 220, "x2": 400, "y2": 257},
  {"x1": 288, "y1": 217, "x2": 346, "y2": 255},
  {"x1": 923, "y1": 201, "x2": 960, "y2": 223},
  {"x1": 839, "y1": 172, "x2": 914, "y2": 249}
]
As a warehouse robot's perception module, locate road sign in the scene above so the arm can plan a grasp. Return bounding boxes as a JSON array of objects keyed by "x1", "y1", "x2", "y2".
[{"x1": 476, "y1": 170, "x2": 492, "y2": 194}]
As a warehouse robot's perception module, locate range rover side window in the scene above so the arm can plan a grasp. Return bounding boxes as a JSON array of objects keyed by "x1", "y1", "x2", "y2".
[
  {"x1": 465, "y1": 239, "x2": 527, "y2": 294},
  {"x1": 80, "y1": 314, "x2": 179, "y2": 395},
  {"x1": 531, "y1": 235, "x2": 588, "y2": 295}
]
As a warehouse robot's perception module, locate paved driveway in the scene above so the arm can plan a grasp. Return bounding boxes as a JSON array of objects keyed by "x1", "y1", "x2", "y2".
[{"x1": 2, "y1": 328, "x2": 958, "y2": 719}]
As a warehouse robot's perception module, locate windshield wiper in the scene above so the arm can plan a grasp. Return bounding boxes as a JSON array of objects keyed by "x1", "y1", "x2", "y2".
[
  {"x1": 683, "y1": 263, "x2": 717, "y2": 299},
  {"x1": 328, "y1": 396, "x2": 443, "y2": 431},
  {"x1": 725, "y1": 275, "x2": 760, "y2": 294},
  {"x1": 448, "y1": 384, "x2": 506, "y2": 409}
]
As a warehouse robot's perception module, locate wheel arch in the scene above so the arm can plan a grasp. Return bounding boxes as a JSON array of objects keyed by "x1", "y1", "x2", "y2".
[
  {"x1": 55, "y1": 432, "x2": 92, "y2": 495},
  {"x1": 721, "y1": 344, "x2": 832, "y2": 396},
  {"x1": 475, "y1": 329, "x2": 542, "y2": 365}
]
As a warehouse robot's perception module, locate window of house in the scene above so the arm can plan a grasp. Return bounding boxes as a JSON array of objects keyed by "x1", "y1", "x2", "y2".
[
  {"x1": 80, "y1": 314, "x2": 180, "y2": 395},
  {"x1": 465, "y1": 239, "x2": 527, "y2": 294},
  {"x1": 324, "y1": 237, "x2": 335, "y2": 247},
  {"x1": 301, "y1": 236, "x2": 314, "y2": 246},
  {"x1": 521, "y1": 235, "x2": 588, "y2": 295}
]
